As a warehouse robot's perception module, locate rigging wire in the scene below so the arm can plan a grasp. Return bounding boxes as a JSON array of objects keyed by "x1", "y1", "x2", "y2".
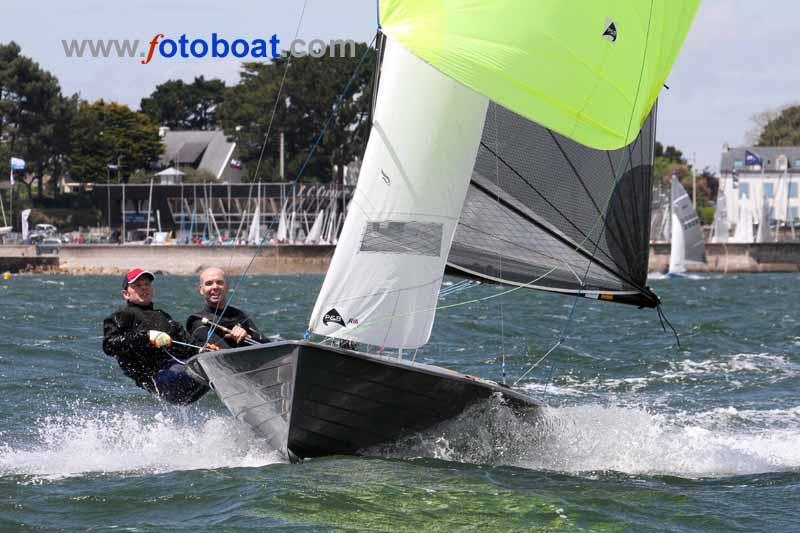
[
  {"x1": 206, "y1": 29, "x2": 377, "y2": 348},
  {"x1": 204, "y1": 0, "x2": 309, "y2": 348},
  {"x1": 509, "y1": 0, "x2": 664, "y2": 392},
  {"x1": 293, "y1": 33, "x2": 377, "y2": 184}
]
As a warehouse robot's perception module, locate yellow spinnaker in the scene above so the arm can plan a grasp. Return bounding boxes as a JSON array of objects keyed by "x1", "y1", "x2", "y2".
[{"x1": 380, "y1": 0, "x2": 700, "y2": 150}]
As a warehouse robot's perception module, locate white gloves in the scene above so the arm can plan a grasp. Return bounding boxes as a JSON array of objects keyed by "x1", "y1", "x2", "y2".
[{"x1": 148, "y1": 330, "x2": 172, "y2": 348}]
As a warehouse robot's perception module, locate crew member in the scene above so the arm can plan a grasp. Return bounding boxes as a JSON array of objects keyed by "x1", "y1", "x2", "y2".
[
  {"x1": 103, "y1": 268, "x2": 209, "y2": 404},
  {"x1": 187, "y1": 267, "x2": 265, "y2": 349}
]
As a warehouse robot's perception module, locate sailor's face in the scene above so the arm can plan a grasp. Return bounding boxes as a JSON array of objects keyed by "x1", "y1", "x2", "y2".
[
  {"x1": 123, "y1": 278, "x2": 153, "y2": 305},
  {"x1": 200, "y1": 269, "x2": 228, "y2": 308}
]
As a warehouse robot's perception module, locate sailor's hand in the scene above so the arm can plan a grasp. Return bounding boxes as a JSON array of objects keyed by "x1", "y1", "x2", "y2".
[
  {"x1": 226, "y1": 324, "x2": 249, "y2": 345},
  {"x1": 148, "y1": 330, "x2": 172, "y2": 348}
]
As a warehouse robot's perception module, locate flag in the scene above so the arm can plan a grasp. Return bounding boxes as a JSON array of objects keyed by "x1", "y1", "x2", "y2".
[
  {"x1": 10, "y1": 157, "x2": 25, "y2": 185},
  {"x1": 744, "y1": 150, "x2": 762, "y2": 167}
]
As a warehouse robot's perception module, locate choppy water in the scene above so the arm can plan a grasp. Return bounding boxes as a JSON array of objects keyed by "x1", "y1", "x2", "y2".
[{"x1": 1, "y1": 273, "x2": 798, "y2": 531}]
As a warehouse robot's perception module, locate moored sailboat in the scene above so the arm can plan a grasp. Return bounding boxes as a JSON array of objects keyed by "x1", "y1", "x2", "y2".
[{"x1": 668, "y1": 176, "x2": 706, "y2": 277}]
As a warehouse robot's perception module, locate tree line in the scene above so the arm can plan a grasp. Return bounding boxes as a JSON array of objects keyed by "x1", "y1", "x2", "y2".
[
  {"x1": 0, "y1": 40, "x2": 376, "y2": 201},
  {"x1": 2, "y1": 37, "x2": 797, "y2": 205}
]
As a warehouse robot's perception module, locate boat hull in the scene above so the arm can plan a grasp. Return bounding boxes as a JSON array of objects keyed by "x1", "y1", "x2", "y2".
[{"x1": 188, "y1": 341, "x2": 540, "y2": 459}]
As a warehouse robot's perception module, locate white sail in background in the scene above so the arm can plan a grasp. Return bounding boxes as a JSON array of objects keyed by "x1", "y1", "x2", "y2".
[
  {"x1": 710, "y1": 178, "x2": 729, "y2": 243},
  {"x1": 246, "y1": 204, "x2": 261, "y2": 245},
  {"x1": 756, "y1": 191, "x2": 772, "y2": 243},
  {"x1": 309, "y1": 38, "x2": 489, "y2": 349},
  {"x1": 288, "y1": 211, "x2": 297, "y2": 244},
  {"x1": 773, "y1": 171, "x2": 792, "y2": 223},
  {"x1": 21, "y1": 209, "x2": 31, "y2": 240},
  {"x1": 276, "y1": 202, "x2": 288, "y2": 242},
  {"x1": 668, "y1": 177, "x2": 705, "y2": 274},
  {"x1": 731, "y1": 203, "x2": 754, "y2": 243},
  {"x1": 305, "y1": 210, "x2": 325, "y2": 244}
]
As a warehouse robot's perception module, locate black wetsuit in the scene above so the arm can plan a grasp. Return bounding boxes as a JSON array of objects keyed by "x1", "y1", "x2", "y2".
[
  {"x1": 103, "y1": 302, "x2": 208, "y2": 404},
  {"x1": 186, "y1": 304, "x2": 265, "y2": 349}
]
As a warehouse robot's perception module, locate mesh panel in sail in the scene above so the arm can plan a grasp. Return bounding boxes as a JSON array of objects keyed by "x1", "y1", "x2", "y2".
[
  {"x1": 449, "y1": 102, "x2": 657, "y2": 306},
  {"x1": 360, "y1": 221, "x2": 443, "y2": 257}
]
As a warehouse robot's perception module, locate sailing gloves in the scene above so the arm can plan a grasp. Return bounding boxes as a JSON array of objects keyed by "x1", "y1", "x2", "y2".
[{"x1": 149, "y1": 330, "x2": 172, "y2": 348}]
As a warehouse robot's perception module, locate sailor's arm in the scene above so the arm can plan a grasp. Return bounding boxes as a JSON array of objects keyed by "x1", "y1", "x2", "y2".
[
  {"x1": 163, "y1": 313, "x2": 197, "y2": 358},
  {"x1": 102, "y1": 312, "x2": 149, "y2": 358}
]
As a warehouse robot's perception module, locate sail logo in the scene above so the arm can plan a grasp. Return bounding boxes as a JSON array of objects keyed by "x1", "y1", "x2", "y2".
[
  {"x1": 322, "y1": 308, "x2": 347, "y2": 328},
  {"x1": 380, "y1": 169, "x2": 391, "y2": 185},
  {"x1": 602, "y1": 20, "x2": 617, "y2": 42}
]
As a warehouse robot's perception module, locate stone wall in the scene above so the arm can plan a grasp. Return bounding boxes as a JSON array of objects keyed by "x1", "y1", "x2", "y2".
[
  {"x1": 50, "y1": 245, "x2": 334, "y2": 275},
  {"x1": 649, "y1": 243, "x2": 800, "y2": 273}
]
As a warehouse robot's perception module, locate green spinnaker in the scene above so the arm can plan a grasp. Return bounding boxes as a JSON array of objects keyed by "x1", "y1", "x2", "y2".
[{"x1": 379, "y1": 0, "x2": 700, "y2": 150}]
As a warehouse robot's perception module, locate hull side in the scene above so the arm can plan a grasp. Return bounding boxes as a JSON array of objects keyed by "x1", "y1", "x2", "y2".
[
  {"x1": 193, "y1": 343, "x2": 297, "y2": 455},
  {"x1": 193, "y1": 341, "x2": 540, "y2": 459}
]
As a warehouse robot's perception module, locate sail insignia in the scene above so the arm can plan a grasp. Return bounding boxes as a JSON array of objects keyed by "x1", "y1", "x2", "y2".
[
  {"x1": 602, "y1": 19, "x2": 617, "y2": 42},
  {"x1": 322, "y1": 309, "x2": 346, "y2": 328}
]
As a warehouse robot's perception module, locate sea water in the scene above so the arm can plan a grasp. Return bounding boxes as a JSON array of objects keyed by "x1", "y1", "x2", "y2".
[{"x1": 0, "y1": 274, "x2": 798, "y2": 531}]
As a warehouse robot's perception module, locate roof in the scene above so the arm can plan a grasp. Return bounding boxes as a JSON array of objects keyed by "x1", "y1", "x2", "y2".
[
  {"x1": 720, "y1": 146, "x2": 800, "y2": 173},
  {"x1": 159, "y1": 130, "x2": 242, "y2": 180}
]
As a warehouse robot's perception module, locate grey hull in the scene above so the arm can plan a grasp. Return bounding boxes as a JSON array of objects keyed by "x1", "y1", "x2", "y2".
[{"x1": 189, "y1": 341, "x2": 540, "y2": 459}]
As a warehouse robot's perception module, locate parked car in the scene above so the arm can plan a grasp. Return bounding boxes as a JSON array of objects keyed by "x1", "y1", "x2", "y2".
[{"x1": 36, "y1": 237, "x2": 62, "y2": 255}]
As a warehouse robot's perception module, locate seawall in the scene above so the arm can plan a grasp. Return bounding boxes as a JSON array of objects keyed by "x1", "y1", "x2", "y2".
[
  {"x1": 0, "y1": 244, "x2": 335, "y2": 275},
  {"x1": 649, "y1": 242, "x2": 800, "y2": 273},
  {"x1": 2, "y1": 243, "x2": 800, "y2": 275}
]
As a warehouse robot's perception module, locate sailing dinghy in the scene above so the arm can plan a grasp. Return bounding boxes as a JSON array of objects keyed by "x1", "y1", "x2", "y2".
[
  {"x1": 188, "y1": 0, "x2": 700, "y2": 460},
  {"x1": 668, "y1": 176, "x2": 706, "y2": 277}
]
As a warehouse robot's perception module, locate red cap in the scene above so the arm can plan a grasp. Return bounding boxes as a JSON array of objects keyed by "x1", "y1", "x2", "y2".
[{"x1": 123, "y1": 268, "x2": 154, "y2": 289}]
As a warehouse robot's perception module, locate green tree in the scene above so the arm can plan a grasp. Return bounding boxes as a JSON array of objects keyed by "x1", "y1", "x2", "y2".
[
  {"x1": 69, "y1": 100, "x2": 162, "y2": 181},
  {"x1": 653, "y1": 141, "x2": 687, "y2": 188},
  {"x1": 756, "y1": 105, "x2": 800, "y2": 146},
  {"x1": 140, "y1": 76, "x2": 225, "y2": 130},
  {"x1": 218, "y1": 42, "x2": 376, "y2": 182},
  {"x1": 0, "y1": 41, "x2": 76, "y2": 199}
]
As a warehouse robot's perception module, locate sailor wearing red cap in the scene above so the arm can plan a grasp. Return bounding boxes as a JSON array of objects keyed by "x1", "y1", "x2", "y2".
[{"x1": 102, "y1": 268, "x2": 208, "y2": 404}]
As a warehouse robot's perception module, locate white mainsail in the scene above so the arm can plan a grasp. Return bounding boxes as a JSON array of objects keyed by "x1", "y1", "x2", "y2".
[
  {"x1": 276, "y1": 202, "x2": 288, "y2": 242},
  {"x1": 731, "y1": 203, "x2": 754, "y2": 243},
  {"x1": 710, "y1": 179, "x2": 729, "y2": 243},
  {"x1": 308, "y1": 38, "x2": 489, "y2": 349},
  {"x1": 246, "y1": 203, "x2": 261, "y2": 245},
  {"x1": 668, "y1": 177, "x2": 705, "y2": 274},
  {"x1": 288, "y1": 210, "x2": 297, "y2": 244},
  {"x1": 755, "y1": 191, "x2": 772, "y2": 243},
  {"x1": 304, "y1": 210, "x2": 325, "y2": 244}
]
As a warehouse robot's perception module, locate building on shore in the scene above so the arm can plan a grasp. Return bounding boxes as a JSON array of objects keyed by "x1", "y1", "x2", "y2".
[
  {"x1": 716, "y1": 145, "x2": 800, "y2": 242},
  {"x1": 158, "y1": 128, "x2": 245, "y2": 184}
]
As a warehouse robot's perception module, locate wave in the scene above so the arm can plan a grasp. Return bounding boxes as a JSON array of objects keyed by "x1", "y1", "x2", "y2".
[
  {"x1": 368, "y1": 399, "x2": 800, "y2": 478},
  {"x1": 517, "y1": 352, "x2": 798, "y2": 397},
  {"x1": 0, "y1": 407, "x2": 285, "y2": 480}
]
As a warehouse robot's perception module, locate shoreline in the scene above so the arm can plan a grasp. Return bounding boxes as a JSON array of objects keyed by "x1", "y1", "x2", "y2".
[{"x1": 2, "y1": 242, "x2": 800, "y2": 275}]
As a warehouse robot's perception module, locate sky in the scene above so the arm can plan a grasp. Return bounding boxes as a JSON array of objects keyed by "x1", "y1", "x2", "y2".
[{"x1": 1, "y1": 0, "x2": 797, "y2": 173}]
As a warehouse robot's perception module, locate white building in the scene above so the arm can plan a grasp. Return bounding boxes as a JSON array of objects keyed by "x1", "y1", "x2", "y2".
[{"x1": 717, "y1": 146, "x2": 800, "y2": 241}]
